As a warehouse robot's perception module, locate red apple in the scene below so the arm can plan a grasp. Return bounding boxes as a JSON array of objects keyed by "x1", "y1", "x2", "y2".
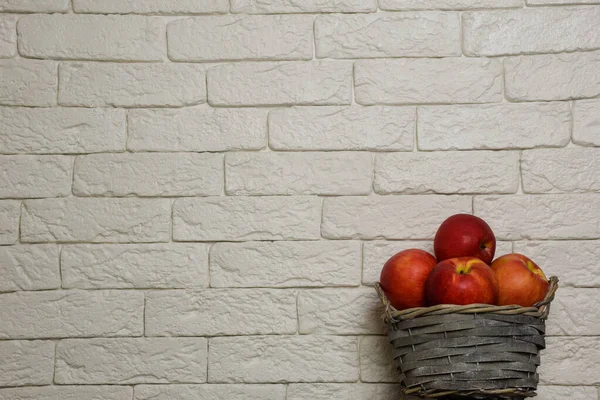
[
  {"x1": 491, "y1": 253, "x2": 549, "y2": 307},
  {"x1": 380, "y1": 249, "x2": 437, "y2": 310},
  {"x1": 425, "y1": 257, "x2": 499, "y2": 306},
  {"x1": 434, "y1": 214, "x2": 496, "y2": 264}
]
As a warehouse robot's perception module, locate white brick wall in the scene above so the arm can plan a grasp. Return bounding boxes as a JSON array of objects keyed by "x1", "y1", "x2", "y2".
[
  {"x1": 0, "y1": 244, "x2": 60, "y2": 291},
  {"x1": 72, "y1": 0, "x2": 230, "y2": 14},
  {"x1": 61, "y1": 243, "x2": 210, "y2": 289},
  {"x1": 0, "y1": 386, "x2": 133, "y2": 400},
  {"x1": 0, "y1": 290, "x2": 144, "y2": 339},
  {"x1": 504, "y1": 51, "x2": 600, "y2": 101},
  {"x1": 0, "y1": 14, "x2": 17, "y2": 57},
  {"x1": 0, "y1": 0, "x2": 70, "y2": 13},
  {"x1": 73, "y1": 153, "x2": 223, "y2": 197},
  {"x1": 226, "y1": 152, "x2": 373, "y2": 195},
  {"x1": 146, "y1": 289, "x2": 298, "y2": 336},
  {"x1": 208, "y1": 61, "x2": 352, "y2": 106},
  {"x1": 315, "y1": 13, "x2": 461, "y2": 58},
  {"x1": 463, "y1": 8, "x2": 600, "y2": 56},
  {"x1": 18, "y1": 15, "x2": 167, "y2": 61},
  {"x1": 355, "y1": 58, "x2": 503, "y2": 105},
  {"x1": 1, "y1": 2, "x2": 598, "y2": 399},
  {"x1": 380, "y1": 0, "x2": 523, "y2": 9},
  {"x1": 55, "y1": 338, "x2": 208, "y2": 384},
  {"x1": 209, "y1": 336, "x2": 358, "y2": 383},
  {"x1": 168, "y1": 16, "x2": 314, "y2": 62},
  {"x1": 134, "y1": 385, "x2": 286, "y2": 400},
  {"x1": 0, "y1": 59, "x2": 57, "y2": 106}
]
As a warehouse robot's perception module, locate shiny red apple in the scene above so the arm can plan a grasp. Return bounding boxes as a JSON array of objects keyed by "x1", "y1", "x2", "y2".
[
  {"x1": 434, "y1": 214, "x2": 496, "y2": 264},
  {"x1": 380, "y1": 249, "x2": 437, "y2": 310},
  {"x1": 425, "y1": 257, "x2": 499, "y2": 306},
  {"x1": 491, "y1": 253, "x2": 549, "y2": 307}
]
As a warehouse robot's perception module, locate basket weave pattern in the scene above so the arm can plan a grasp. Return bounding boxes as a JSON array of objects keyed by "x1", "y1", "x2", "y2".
[{"x1": 375, "y1": 277, "x2": 558, "y2": 399}]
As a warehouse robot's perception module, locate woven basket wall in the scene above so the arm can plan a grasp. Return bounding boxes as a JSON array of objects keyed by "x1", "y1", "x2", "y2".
[{"x1": 375, "y1": 277, "x2": 558, "y2": 399}]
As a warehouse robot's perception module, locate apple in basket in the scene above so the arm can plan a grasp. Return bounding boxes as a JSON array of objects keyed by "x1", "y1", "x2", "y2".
[
  {"x1": 379, "y1": 249, "x2": 437, "y2": 310},
  {"x1": 425, "y1": 257, "x2": 499, "y2": 306},
  {"x1": 434, "y1": 214, "x2": 496, "y2": 264},
  {"x1": 491, "y1": 254, "x2": 550, "y2": 307}
]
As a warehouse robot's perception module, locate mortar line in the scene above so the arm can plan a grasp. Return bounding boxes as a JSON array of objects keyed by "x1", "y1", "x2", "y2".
[
  {"x1": 569, "y1": 100, "x2": 575, "y2": 145},
  {"x1": 143, "y1": 293, "x2": 147, "y2": 337},
  {"x1": 207, "y1": 242, "x2": 213, "y2": 288},
  {"x1": 295, "y1": 291, "x2": 300, "y2": 335},
  {"x1": 206, "y1": 338, "x2": 210, "y2": 383},
  {"x1": 58, "y1": 244, "x2": 64, "y2": 289},
  {"x1": 125, "y1": 110, "x2": 131, "y2": 152},
  {"x1": 518, "y1": 150, "x2": 525, "y2": 194}
]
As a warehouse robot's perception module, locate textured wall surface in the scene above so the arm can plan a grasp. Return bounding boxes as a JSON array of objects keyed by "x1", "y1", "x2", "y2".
[{"x1": 0, "y1": 0, "x2": 599, "y2": 399}]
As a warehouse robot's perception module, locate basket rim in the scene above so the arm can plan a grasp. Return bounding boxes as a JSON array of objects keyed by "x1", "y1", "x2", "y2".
[{"x1": 376, "y1": 276, "x2": 558, "y2": 322}]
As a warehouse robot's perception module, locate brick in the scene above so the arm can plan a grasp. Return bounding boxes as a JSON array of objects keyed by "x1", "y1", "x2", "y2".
[
  {"x1": 210, "y1": 241, "x2": 361, "y2": 288},
  {"x1": 298, "y1": 288, "x2": 384, "y2": 334},
  {"x1": 322, "y1": 196, "x2": 471, "y2": 239},
  {"x1": 21, "y1": 198, "x2": 171, "y2": 243},
  {"x1": 0, "y1": 107, "x2": 126, "y2": 154},
  {"x1": 0, "y1": 15, "x2": 17, "y2": 58},
  {"x1": 269, "y1": 106, "x2": 415, "y2": 151},
  {"x1": 0, "y1": 0, "x2": 69, "y2": 12},
  {"x1": 19, "y1": 15, "x2": 165, "y2": 61},
  {"x1": 505, "y1": 51, "x2": 600, "y2": 101},
  {"x1": 355, "y1": 58, "x2": 502, "y2": 105},
  {"x1": 360, "y1": 336, "x2": 400, "y2": 383},
  {"x1": 128, "y1": 107, "x2": 267, "y2": 152},
  {"x1": 62, "y1": 244, "x2": 209, "y2": 289},
  {"x1": 546, "y1": 288, "x2": 600, "y2": 336},
  {"x1": 231, "y1": 0, "x2": 377, "y2": 13},
  {"x1": 0, "y1": 200, "x2": 19, "y2": 245},
  {"x1": 514, "y1": 241, "x2": 600, "y2": 287},
  {"x1": 146, "y1": 289, "x2": 297, "y2": 336},
  {"x1": 474, "y1": 194, "x2": 600, "y2": 240},
  {"x1": 536, "y1": 386, "x2": 598, "y2": 400},
  {"x1": 0, "y1": 341, "x2": 54, "y2": 387},
  {"x1": 522, "y1": 148, "x2": 600, "y2": 193},
  {"x1": 0, "y1": 290, "x2": 143, "y2": 339},
  {"x1": 0, "y1": 60, "x2": 56, "y2": 106},
  {"x1": 0, "y1": 386, "x2": 133, "y2": 400},
  {"x1": 0, "y1": 244, "x2": 60, "y2": 292},
  {"x1": 527, "y1": 0, "x2": 600, "y2": 4},
  {"x1": 209, "y1": 336, "x2": 358, "y2": 383},
  {"x1": 315, "y1": 13, "x2": 460, "y2": 58},
  {"x1": 417, "y1": 103, "x2": 571, "y2": 151},
  {"x1": 226, "y1": 152, "x2": 373, "y2": 195},
  {"x1": 59, "y1": 63, "x2": 206, "y2": 107},
  {"x1": 287, "y1": 384, "x2": 403, "y2": 400},
  {"x1": 74, "y1": 0, "x2": 229, "y2": 14},
  {"x1": 56, "y1": 338, "x2": 208, "y2": 384},
  {"x1": 174, "y1": 197, "x2": 321, "y2": 241},
  {"x1": 208, "y1": 62, "x2": 352, "y2": 106},
  {"x1": 464, "y1": 8, "x2": 600, "y2": 56},
  {"x1": 74, "y1": 153, "x2": 222, "y2": 197},
  {"x1": 539, "y1": 337, "x2": 600, "y2": 385},
  {"x1": 363, "y1": 241, "x2": 512, "y2": 285},
  {"x1": 134, "y1": 385, "x2": 286, "y2": 400},
  {"x1": 380, "y1": 0, "x2": 522, "y2": 10},
  {"x1": 0, "y1": 155, "x2": 72, "y2": 198},
  {"x1": 168, "y1": 16, "x2": 313, "y2": 62},
  {"x1": 375, "y1": 151, "x2": 519, "y2": 194},
  {"x1": 573, "y1": 99, "x2": 600, "y2": 146}
]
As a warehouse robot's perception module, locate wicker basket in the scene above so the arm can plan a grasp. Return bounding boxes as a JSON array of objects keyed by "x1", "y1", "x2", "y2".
[{"x1": 375, "y1": 276, "x2": 558, "y2": 399}]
